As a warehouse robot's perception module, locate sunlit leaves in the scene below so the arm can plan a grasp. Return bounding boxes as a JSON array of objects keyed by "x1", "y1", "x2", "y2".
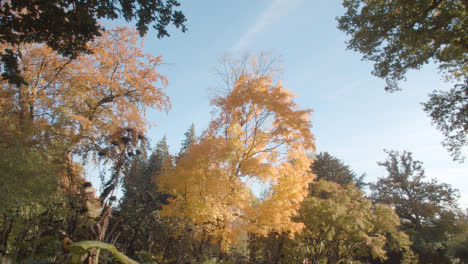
[
  {"x1": 159, "y1": 56, "x2": 315, "y2": 249},
  {"x1": 293, "y1": 180, "x2": 414, "y2": 263},
  {"x1": 337, "y1": 0, "x2": 468, "y2": 161},
  {"x1": 0, "y1": 26, "x2": 170, "y2": 161}
]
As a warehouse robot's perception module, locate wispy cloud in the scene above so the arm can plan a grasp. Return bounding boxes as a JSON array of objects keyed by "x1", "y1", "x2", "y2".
[{"x1": 232, "y1": 0, "x2": 303, "y2": 51}]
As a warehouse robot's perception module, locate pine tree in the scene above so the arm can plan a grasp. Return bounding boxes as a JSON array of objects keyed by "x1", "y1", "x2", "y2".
[
  {"x1": 117, "y1": 137, "x2": 172, "y2": 258},
  {"x1": 310, "y1": 152, "x2": 366, "y2": 189},
  {"x1": 178, "y1": 123, "x2": 197, "y2": 158},
  {"x1": 146, "y1": 136, "x2": 171, "y2": 180}
]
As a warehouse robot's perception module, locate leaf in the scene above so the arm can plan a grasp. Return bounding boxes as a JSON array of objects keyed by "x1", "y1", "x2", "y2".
[{"x1": 70, "y1": 241, "x2": 138, "y2": 264}]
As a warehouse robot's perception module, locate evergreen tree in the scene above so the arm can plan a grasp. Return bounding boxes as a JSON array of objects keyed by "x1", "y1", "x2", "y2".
[
  {"x1": 178, "y1": 123, "x2": 197, "y2": 158},
  {"x1": 146, "y1": 136, "x2": 171, "y2": 180},
  {"x1": 117, "y1": 137, "x2": 172, "y2": 258},
  {"x1": 311, "y1": 152, "x2": 366, "y2": 189}
]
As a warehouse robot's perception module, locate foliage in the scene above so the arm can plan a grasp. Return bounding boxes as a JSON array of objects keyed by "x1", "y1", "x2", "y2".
[
  {"x1": 71, "y1": 240, "x2": 138, "y2": 264},
  {"x1": 0, "y1": 139, "x2": 60, "y2": 207},
  {"x1": 0, "y1": 26, "x2": 170, "y2": 201},
  {"x1": 159, "y1": 55, "x2": 315, "y2": 251},
  {"x1": 337, "y1": 0, "x2": 468, "y2": 161},
  {"x1": 446, "y1": 219, "x2": 468, "y2": 263},
  {"x1": 337, "y1": 0, "x2": 467, "y2": 92},
  {"x1": 0, "y1": 114, "x2": 97, "y2": 262},
  {"x1": 311, "y1": 152, "x2": 366, "y2": 189},
  {"x1": 0, "y1": 189, "x2": 96, "y2": 262},
  {"x1": 371, "y1": 150, "x2": 462, "y2": 263},
  {"x1": 423, "y1": 81, "x2": 468, "y2": 161},
  {"x1": 116, "y1": 137, "x2": 175, "y2": 260},
  {"x1": 291, "y1": 180, "x2": 415, "y2": 264},
  {"x1": 246, "y1": 232, "x2": 292, "y2": 264},
  {"x1": 0, "y1": 0, "x2": 187, "y2": 86},
  {"x1": 0, "y1": 26, "x2": 170, "y2": 263}
]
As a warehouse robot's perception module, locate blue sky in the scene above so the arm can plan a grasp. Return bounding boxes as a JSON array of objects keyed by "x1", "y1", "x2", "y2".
[{"x1": 94, "y1": 0, "x2": 468, "y2": 208}]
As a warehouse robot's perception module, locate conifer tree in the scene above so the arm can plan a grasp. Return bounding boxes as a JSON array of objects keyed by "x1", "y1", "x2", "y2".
[
  {"x1": 117, "y1": 137, "x2": 172, "y2": 258},
  {"x1": 178, "y1": 123, "x2": 197, "y2": 158},
  {"x1": 311, "y1": 152, "x2": 366, "y2": 189}
]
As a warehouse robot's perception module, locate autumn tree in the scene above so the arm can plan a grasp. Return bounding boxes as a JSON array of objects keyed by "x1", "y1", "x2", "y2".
[
  {"x1": 158, "y1": 55, "x2": 315, "y2": 252},
  {"x1": 311, "y1": 152, "x2": 366, "y2": 189},
  {"x1": 337, "y1": 0, "x2": 468, "y2": 161},
  {"x1": 0, "y1": 0, "x2": 187, "y2": 86},
  {"x1": 1, "y1": 25, "x2": 170, "y2": 192},
  {"x1": 0, "y1": 26, "x2": 170, "y2": 263},
  {"x1": 371, "y1": 150, "x2": 463, "y2": 263}
]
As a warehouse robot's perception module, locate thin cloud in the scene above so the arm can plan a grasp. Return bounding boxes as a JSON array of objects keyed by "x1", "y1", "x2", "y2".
[{"x1": 232, "y1": 0, "x2": 303, "y2": 51}]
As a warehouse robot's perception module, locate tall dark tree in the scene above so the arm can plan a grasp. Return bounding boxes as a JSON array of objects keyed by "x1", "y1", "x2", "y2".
[
  {"x1": 337, "y1": 0, "x2": 468, "y2": 161},
  {"x1": 117, "y1": 137, "x2": 172, "y2": 259},
  {"x1": 310, "y1": 152, "x2": 366, "y2": 189},
  {"x1": 371, "y1": 150, "x2": 463, "y2": 264},
  {"x1": 0, "y1": 0, "x2": 187, "y2": 85},
  {"x1": 178, "y1": 123, "x2": 197, "y2": 158},
  {"x1": 146, "y1": 136, "x2": 171, "y2": 180}
]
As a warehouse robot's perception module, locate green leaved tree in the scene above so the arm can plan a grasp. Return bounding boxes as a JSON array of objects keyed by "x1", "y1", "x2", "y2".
[
  {"x1": 291, "y1": 180, "x2": 416, "y2": 264},
  {"x1": 310, "y1": 152, "x2": 366, "y2": 189},
  {"x1": 371, "y1": 150, "x2": 464, "y2": 263},
  {"x1": 338, "y1": 0, "x2": 468, "y2": 161}
]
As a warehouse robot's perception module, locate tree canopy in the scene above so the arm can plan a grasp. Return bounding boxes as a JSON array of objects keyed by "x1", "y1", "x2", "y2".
[
  {"x1": 337, "y1": 0, "x2": 468, "y2": 161},
  {"x1": 1, "y1": 2, "x2": 467, "y2": 261},
  {"x1": 0, "y1": 0, "x2": 187, "y2": 85},
  {"x1": 293, "y1": 180, "x2": 415, "y2": 264},
  {"x1": 0, "y1": 27, "x2": 172, "y2": 263},
  {"x1": 310, "y1": 152, "x2": 366, "y2": 189},
  {"x1": 158, "y1": 56, "x2": 315, "y2": 251},
  {"x1": 371, "y1": 150, "x2": 463, "y2": 263}
]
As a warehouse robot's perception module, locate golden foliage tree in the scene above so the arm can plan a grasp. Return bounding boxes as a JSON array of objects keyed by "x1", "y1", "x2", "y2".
[
  {"x1": 0, "y1": 26, "x2": 170, "y2": 188},
  {"x1": 1, "y1": 26, "x2": 169, "y2": 157},
  {"x1": 0, "y1": 27, "x2": 170, "y2": 263},
  {"x1": 159, "y1": 55, "x2": 315, "y2": 251}
]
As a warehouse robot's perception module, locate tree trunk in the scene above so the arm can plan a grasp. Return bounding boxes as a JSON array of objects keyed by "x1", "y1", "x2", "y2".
[{"x1": 327, "y1": 254, "x2": 338, "y2": 264}]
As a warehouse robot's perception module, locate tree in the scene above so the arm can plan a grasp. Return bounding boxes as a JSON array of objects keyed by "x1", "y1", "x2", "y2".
[
  {"x1": 116, "y1": 137, "x2": 175, "y2": 260},
  {"x1": 178, "y1": 123, "x2": 197, "y2": 158},
  {"x1": 0, "y1": 26, "x2": 171, "y2": 263},
  {"x1": 337, "y1": 0, "x2": 468, "y2": 161},
  {"x1": 0, "y1": 136, "x2": 99, "y2": 262},
  {"x1": 310, "y1": 152, "x2": 366, "y2": 189},
  {"x1": 158, "y1": 55, "x2": 315, "y2": 251},
  {"x1": 423, "y1": 81, "x2": 468, "y2": 161},
  {"x1": 0, "y1": 26, "x2": 170, "y2": 196},
  {"x1": 0, "y1": 0, "x2": 186, "y2": 86},
  {"x1": 446, "y1": 218, "x2": 468, "y2": 263},
  {"x1": 371, "y1": 150, "x2": 463, "y2": 263},
  {"x1": 290, "y1": 180, "x2": 416, "y2": 264}
]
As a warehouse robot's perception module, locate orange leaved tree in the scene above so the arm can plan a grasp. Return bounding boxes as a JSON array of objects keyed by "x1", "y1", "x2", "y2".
[
  {"x1": 0, "y1": 27, "x2": 170, "y2": 262},
  {"x1": 159, "y1": 55, "x2": 315, "y2": 252},
  {"x1": 0, "y1": 26, "x2": 170, "y2": 192}
]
